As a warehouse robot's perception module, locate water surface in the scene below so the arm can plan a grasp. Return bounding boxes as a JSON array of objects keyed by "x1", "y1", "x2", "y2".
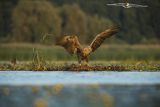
[{"x1": 0, "y1": 71, "x2": 160, "y2": 85}]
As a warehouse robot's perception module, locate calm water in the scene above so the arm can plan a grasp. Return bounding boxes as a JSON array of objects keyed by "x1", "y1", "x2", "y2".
[
  {"x1": 0, "y1": 71, "x2": 160, "y2": 107},
  {"x1": 0, "y1": 71, "x2": 160, "y2": 85}
]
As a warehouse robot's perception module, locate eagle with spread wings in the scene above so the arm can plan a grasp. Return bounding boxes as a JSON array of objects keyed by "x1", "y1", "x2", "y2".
[{"x1": 56, "y1": 26, "x2": 120, "y2": 64}]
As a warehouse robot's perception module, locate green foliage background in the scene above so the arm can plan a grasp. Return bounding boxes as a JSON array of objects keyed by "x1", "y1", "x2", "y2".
[{"x1": 0, "y1": 0, "x2": 160, "y2": 44}]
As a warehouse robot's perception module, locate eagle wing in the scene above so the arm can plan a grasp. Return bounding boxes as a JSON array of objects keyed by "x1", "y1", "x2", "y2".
[{"x1": 90, "y1": 26, "x2": 119, "y2": 52}]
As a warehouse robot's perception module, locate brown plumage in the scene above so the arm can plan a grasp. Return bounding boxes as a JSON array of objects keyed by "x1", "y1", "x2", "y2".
[{"x1": 56, "y1": 26, "x2": 120, "y2": 64}]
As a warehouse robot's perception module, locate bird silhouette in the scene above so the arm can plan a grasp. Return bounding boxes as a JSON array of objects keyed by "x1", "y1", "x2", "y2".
[
  {"x1": 56, "y1": 26, "x2": 119, "y2": 65},
  {"x1": 107, "y1": 0, "x2": 148, "y2": 8}
]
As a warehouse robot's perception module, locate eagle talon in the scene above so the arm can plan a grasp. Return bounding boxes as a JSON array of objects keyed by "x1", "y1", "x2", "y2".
[
  {"x1": 80, "y1": 61, "x2": 89, "y2": 66},
  {"x1": 78, "y1": 63, "x2": 82, "y2": 66}
]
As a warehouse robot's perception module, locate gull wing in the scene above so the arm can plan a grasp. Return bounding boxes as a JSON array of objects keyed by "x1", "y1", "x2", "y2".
[
  {"x1": 129, "y1": 4, "x2": 148, "y2": 7},
  {"x1": 107, "y1": 3, "x2": 125, "y2": 6}
]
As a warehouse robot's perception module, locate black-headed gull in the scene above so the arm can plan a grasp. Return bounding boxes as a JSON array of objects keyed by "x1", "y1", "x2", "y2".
[{"x1": 107, "y1": 0, "x2": 148, "y2": 8}]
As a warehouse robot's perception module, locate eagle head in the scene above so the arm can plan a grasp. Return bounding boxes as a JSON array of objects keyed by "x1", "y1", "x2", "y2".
[
  {"x1": 55, "y1": 35, "x2": 79, "y2": 55},
  {"x1": 55, "y1": 35, "x2": 77, "y2": 46}
]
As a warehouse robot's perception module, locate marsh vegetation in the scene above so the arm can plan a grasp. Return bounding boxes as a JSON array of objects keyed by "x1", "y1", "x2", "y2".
[{"x1": 0, "y1": 44, "x2": 159, "y2": 71}]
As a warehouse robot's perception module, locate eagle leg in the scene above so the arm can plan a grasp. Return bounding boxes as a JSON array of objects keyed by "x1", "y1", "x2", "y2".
[
  {"x1": 77, "y1": 54, "x2": 81, "y2": 64},
  {"x1": 80, "y1": 57, "x2": 89, "y2": 66}
]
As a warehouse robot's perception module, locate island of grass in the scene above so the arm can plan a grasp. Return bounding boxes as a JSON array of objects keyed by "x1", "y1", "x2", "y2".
[{"x1": 0, "y1": 61, "x2": 160, "y2": 71}]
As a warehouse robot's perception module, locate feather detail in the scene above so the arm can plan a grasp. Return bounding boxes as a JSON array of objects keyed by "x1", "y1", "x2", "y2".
[{"x1": 90, "y1": 26, "x2": 120, "y2": 52}]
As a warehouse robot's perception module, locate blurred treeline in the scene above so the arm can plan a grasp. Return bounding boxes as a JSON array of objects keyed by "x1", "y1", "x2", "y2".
[{"x1": 0, "y1": 0, "x2": 160, "y2": 44}]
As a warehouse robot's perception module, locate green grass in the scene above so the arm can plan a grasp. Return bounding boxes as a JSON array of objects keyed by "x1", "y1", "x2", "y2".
[
  {"x1": 0, "y1": 43, "x2": 160, "y2": 71},
  {"x1": 0, "y1": 61, "x2": 160, "y2": 71},
  {"x1": 0, "y1": 43, "x2": 160, "y2": 61}
]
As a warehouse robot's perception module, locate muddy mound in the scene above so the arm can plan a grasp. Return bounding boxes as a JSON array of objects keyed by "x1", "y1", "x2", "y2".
[{"x1": 65, "y1": 64, "x2": 127, "y2": 71}]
